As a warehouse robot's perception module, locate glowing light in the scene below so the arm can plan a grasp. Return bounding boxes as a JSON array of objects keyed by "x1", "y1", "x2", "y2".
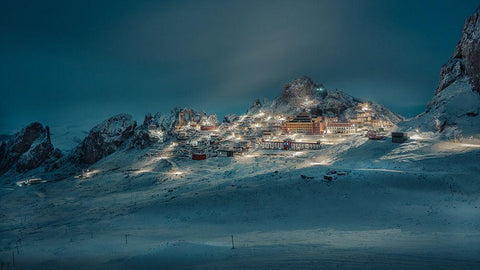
[
  {"x1": 308, "y1": 158, "x2": 334, "y2": 166},
  {"x1": 75, "y1": 169, "x2": 100, "y2": 179},
  {"x1": 149, "y1": 129, "x2": 164, "y2": 140},
  {"x1": 131, "y1": 167, "x2": 153, "y2": 176},
  {"x1": 292, "y1": 151, "x2": 305, "y2": 157},
  {"x1": 458, "y1": 143, "x2": 480, "y2": 148},
  {"x1": 167, "y1": 169, "x2": 185, "y2": 177},
  {"x1": 410, "y1": 134, "x2": 424, "y2": 140},
  {"x1": 16, "y1": 177, "x2": 47, "y2": 187},
  {"x1": 255, "y1": 112, "x2": 265, "y2": 118}
]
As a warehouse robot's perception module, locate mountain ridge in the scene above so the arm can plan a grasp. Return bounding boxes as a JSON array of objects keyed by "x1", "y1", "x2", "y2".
[
  {"x1": 247, "y1": 76, "x2": 404, "y2": 124},
  {"x1": 403, "y1": 6, "x2": 480, "y2": 137},
  {"x1": 0, "y1": 77, "x2": 403, "y2": 179}
]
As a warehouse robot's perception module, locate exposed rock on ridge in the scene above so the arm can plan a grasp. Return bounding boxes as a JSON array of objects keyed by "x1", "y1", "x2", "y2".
[
  {"x1": 405, "y1": 6, "x2": 480, "y2": 136},
  {"x1": 251, "y1": 76, "x2": 403, "y2": 124},
  {"x1": 437, "y1": 7, "x2": 480, "y2": 94},
  {"x1": 72, "y1": 114, "x2": 136, "y2": 164},
  {"x1": 0, "y1": 122, "x2": 60, "y2": 175}
]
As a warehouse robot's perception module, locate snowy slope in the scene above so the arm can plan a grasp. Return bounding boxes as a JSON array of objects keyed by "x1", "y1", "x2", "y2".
[
  {"x1": 1, "y1": 130, "x2": 480, "y2": 269},
  {"x1": 404, "y1": 78, "x2": 480, "y2": 137}
]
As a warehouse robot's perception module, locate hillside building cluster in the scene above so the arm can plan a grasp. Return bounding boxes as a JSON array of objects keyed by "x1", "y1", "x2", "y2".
[
  {"x1": 281, "y1": 103, "x2": 393, "y2": 135},
  {"x1": 150, "y1": 102, "x2": 397, "y2": 161}
]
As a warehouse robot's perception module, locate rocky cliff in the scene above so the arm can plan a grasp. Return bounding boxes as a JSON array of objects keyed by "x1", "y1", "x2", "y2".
[
  {"x1": 437, "y1": 7, "x2": 480, "y2": 94},
  {"x1": 406, "y1": 7, "x2": 480, "y2": 136},
  {"x1": 0, "y1": 122, "x2": 61, "y2": 176},
  {"x1": 72, "y1": 114, "x2": 137, "y2": 164}
]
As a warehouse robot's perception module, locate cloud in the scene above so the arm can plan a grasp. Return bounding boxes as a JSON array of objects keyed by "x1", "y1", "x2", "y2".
[{"x1": 1, "y1": 0, "x2": 479, "y2": 134}]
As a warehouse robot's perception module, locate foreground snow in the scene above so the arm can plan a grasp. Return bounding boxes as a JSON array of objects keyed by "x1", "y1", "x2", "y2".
[{"x1": 1, "y1": 135, "x2": 480, "y2": 269}]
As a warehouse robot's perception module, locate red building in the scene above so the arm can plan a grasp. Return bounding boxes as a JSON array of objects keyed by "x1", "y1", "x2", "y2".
[
  {"x1": 200, "y1": 125, "x2": 216, "y2": 131},
  {"x1": 192, "y1": 153, "x2": 207, "y2": 160}
]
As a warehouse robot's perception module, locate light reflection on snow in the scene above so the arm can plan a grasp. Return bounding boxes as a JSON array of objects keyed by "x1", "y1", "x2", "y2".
[
  {"x1": 292, "y1": 151, "x2": 305, "y2": 157},
  {"x1": 458, "y1": 143, "x2": 480, "y2": 148},
  {"x1": 356, "y1": 168, "x2": 405, "y2": 173},
  {"x1": 16, "y1": 177, "x2": 47, "y2": 187},
  {"x1": 167, "y1": 169, "x2": 185, "y2": 177},
  {"x1": 75, "y1": 169, "x2": 101, "y2": 179},
  {"x1": 131, "y1": 167, "x2": 154, "y2": 176}
]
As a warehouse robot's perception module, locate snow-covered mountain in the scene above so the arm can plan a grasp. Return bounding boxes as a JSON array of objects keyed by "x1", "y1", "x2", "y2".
[
  {"x1": 247, "y1": 76, "x2": 403, "y2": 123},
  {"x1": 0, "y1": 107, "x2": 222, "y2": 180},
  {"x1": 70, "y1": 114, "x2": 137, "y2": 165},
  {"x1": 0, "y1": 123, "x2": 61, "y2": 176},
  {"x1": 403, "y1": 7, "x2": 480, "y2": 137},
  {"x1": 0, "y1": 76, "x2": 404, "y2": 179}
]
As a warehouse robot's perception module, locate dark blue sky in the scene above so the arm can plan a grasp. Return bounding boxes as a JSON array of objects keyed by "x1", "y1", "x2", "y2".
[{"x1": 1, "y1": 0, "x2": 479, "y2": 135}]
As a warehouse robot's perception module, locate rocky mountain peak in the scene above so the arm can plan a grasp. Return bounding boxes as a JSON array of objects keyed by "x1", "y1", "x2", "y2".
[
  {"x1": 437, "y1": 6, "x2": 480, "y2": 93},
  {"x1": 406, "y1": 6, "x2": 480, "y2": 136},
  {"x1": 252, "y1": 76, "x2": 402, "y2": 124},
  {"x1": 73, "y1": 114, "x2": 136, "y2": 164},
  {"x1": 281, "y1": 76, "x2": 323, "y2": 100},
  {"x1": 0, "y1": 122, "x2": 59, "y2": 176}
]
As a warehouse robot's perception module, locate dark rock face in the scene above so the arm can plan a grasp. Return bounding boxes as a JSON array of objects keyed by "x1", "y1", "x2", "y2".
[
  {"x1": 437, "y1": 7, "x2": 480, "y2": 93},
  {"x1": 73, "y1": 114, "x2": 136, "y2": 164},
  {"x1": 0, "y1": 134, "x2": 12, "y2": 143},
  {"x1": 131, "y1": 129, "x2": 153, "y2": 149},
  {"x1": 281, "y1": 76, "x2": 323, "y2": 100},
  {"x1": 270, "y1": 76, "x2": 326, "y2": 114},
  {"x1": 405, "y1": 6, "x2": 480, "y2": 136},
  {"x1": 223, "y1": 114, "x2": 238, "y2": 123},
  {"x1": 0, "y1": 122, "x2": 57, "y2": 175},
  {"x1": 131, "y1": 113, "x2": 166, "y2": 149}
]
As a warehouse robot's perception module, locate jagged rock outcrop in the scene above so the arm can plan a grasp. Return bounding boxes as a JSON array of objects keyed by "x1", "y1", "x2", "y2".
[
  {"x1": 131, "y1": 113, "x2": 169, "y2": 149},
  {"x1": 0, "y1": 122, "x2": 60, "y2": 175},
  {"x1": 437, "y1": 7, "x2": 480, "y2": 94},
  {"x1": 250, "y1": 76, "x2": 403, "y2": 123},
  {"x1": 129, "y1": 108, "x2": 220, "y2": 149},
  {"x1": 200, "y1": 114, "x2": 219, "y2": 126},
  {"x1": 280, "y1": 76, "x2": 322, "y2": 100},
  {"x1": 165, "y1": 107, "x2": 219, "y2": 130},
  {"x1": 72, "y1": 114, "x2": 136, "y2": 164},
  {"x1": 161, "y1": 108, "x2": 203, "y2": 132},
  {"x1": 246, "y1": 98, "x2": 267, "y2": 115},
  {"x1": 406, "y1": 7, "x2": 480, "y2": 136},
  {"x1": 223, "y1": 114, "x2": 238, "y2": 123},
  {"x1": 270, "y1": 76, "x2": 324, "y2": 113}
]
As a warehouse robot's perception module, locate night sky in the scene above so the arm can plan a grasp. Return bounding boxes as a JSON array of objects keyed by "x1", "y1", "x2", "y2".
[{"x1": 1, "y1": 0, "x2": 479, "y2": 136}]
